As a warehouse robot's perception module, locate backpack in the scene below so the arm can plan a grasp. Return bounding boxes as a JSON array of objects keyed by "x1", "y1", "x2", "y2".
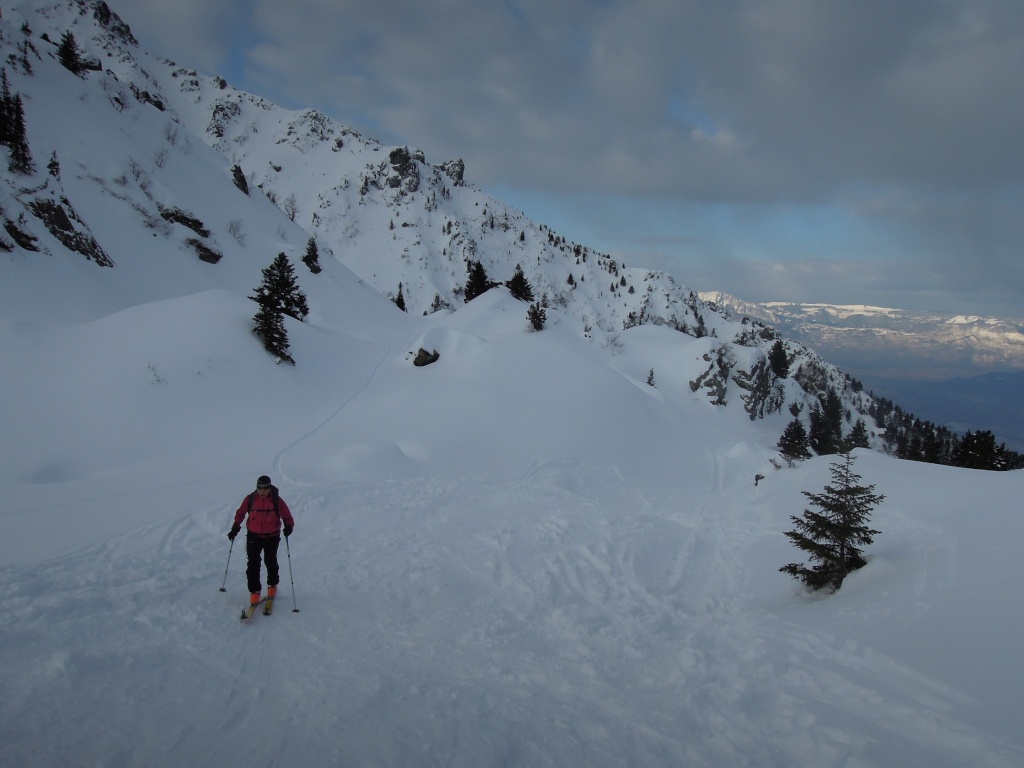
[{"x1": 247, "y1": 484, "x2": 280, "y2": 520}]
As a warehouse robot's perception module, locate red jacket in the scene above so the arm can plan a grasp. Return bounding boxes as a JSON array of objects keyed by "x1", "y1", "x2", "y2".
[{"x1": 233, "y1": 489, "x2": 294, "y2": 537}]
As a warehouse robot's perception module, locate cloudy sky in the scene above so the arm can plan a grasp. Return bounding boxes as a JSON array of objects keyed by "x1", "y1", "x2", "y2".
[{"x1": 118, "y1": 0, "x2": 1023, "y2": 318}]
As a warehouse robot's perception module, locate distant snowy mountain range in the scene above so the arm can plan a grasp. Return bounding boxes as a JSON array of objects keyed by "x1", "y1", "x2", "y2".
[
  {"x1": 698, "y1": 293, "x2": 1024, "y2": 379},
  {"x1": 699, "y1": 293, "x2": 1024, "y2": 450}
]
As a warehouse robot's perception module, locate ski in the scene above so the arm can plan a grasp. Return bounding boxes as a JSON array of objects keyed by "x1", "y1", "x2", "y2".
[
  {"x1": 263, "y1": 597, "x2": 274, "y2": 616},
  {"x1": 240, "y1": 596, "x2": 267, "y2": 621}
]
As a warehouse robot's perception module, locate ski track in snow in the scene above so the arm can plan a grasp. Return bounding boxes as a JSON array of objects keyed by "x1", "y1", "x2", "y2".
[
  {"x1": 1, "y1": 311, "x2": 1018, "y2": 767},
  {"x1": 3, "y1": 449, "x2": 1019, "y2": 767}
]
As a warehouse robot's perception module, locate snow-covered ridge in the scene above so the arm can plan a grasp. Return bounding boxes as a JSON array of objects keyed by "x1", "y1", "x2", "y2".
[{"x1": 0, "y1": 0, "x2": 889, "y2": 447}]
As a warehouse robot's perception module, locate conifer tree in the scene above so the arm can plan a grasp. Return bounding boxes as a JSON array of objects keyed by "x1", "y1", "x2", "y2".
[
  {"x1": 768, "y1": 339, "x2": 790, "y2": 378},
  {"x1": 250, "y1": 253, "x2": 308, "y2": 321},
  {"x1": 7, "y1": 93, "x2": 32, "y2": 174},
  {"x1": 58, "y1": 31, "x2": 84, "y2": 75},
  {"x1": 252, "y1": 300, "x2": 294, "y2": 364},
  {"x1": 809, "y1": 387, "x2": 843, "y2": 455},
  {"x1": 231, "y1": 164, "x2": 250, "y2": 195},
  {"x1": 507, "y1": 263, "x2": 534, "y2": 302},
  {"x1": 780, "y1": 452, "x2": 883, "y2": 591},
  {"x1": 778, "y1": 418, "x2": 811, "y2": 461},
  {"x1": 301, "y1": 237, "x2": 321, "y2": 273},
  {"x1": 394, "y1": 282, "x2": 406, "y2": 312},
  {"x1": 951, "y1": 429, "x2": 1007, "y2": 470},
  {"x1": 845, "y1": 419, "x2": 871, "y2": 451},
  {"x1": 0, "y1": 69, "x2": 32, "y2": 174},
  {"x1": 250, "y1": 254, "x2": 307, "y2": 363},
  {"x1": 464, "y1": 260, "x2": 491, "y2": 302},
  {"x1": 0, "y1": 69, "x2": 12, "y2": 147},
  {"x1": 527, "y1": 301, "x2": 546, "y2": 331}
]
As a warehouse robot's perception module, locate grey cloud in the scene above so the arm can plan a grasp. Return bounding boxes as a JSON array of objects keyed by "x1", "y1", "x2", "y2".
[
  {"x1": 112, "y1": 0, "x2": 1023, "y2": 317},
  {"x1": 119, "y1": 0, "x2": 1024, "y2": 200},
  {"x1": 116, "y1": 0, "x2": 241, "y2": 75},
  {"x1": 224, "y1": 1, "x2": 1024, "y2": 203}
]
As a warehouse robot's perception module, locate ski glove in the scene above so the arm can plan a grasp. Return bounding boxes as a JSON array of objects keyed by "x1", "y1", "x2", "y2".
[
  {"x1": 283, "y1": 524, "x2": 293, "y2": 537},
  {"x1": 227, "y1": 525, "x2": 240, "y2": 541}
]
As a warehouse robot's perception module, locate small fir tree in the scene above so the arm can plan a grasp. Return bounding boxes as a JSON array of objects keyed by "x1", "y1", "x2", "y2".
[
  {"x1": 393, "y1": 282, "x2": 406, "y2": 312},
  {"x1": 845, "y1": 419, "x2": 871, "y2": 451},
  {"x1": 464, "y1": 260, "x2": 491, "y2": 302},
  {"x1": 507, "y1": 263, "x2": 535, "y2": 302},
  {"x1": 768, "y1": 339, "x2": 790, "y2": 378},
  {"x1": 778, "y1": 418, "x2": 811, "y2": 461},
  {"x1": 527, "y1": 301, "x2": 546, "y2": 331},
  {"x1": 250, "y1": 253, "x2": 308, "y2": 321},
  {"x1": 58, "y1": 31, "x2": 84, "y2": 75},
  {"x1": 647, "y1": 368, "x2": 656, "y2": 387},
  {"x1": 252, "y1": 301, "x2": 294, "y2": 364},
  {"x1": 250, "y1": 254, "x2": 307, "y2": 363},
  {"x1": 231, "y1": 164, "x2": 250, "y2": 195},
  {"x1": 809, "y1": 388, "x2": 844, "y2": 455},
  {"x1": 0, "y1": 70, "x2": 32, "y2": 174},
  {"x1": 6, "y1": 92, "x2": 32, "y2": 173},
  {"x1": 780, "y1": 452, "x2": 883, "y2": 592},
  {"x1": 301, "y1": 237, "x2": 321, "y2": 273},
  {"x1": 0, "y1": 69, "x2": 12, "y2": 147}
]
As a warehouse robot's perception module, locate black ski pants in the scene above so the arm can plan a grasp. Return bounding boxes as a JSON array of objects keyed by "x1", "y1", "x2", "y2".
[{"x1": 245, "y1": 532, "x2": 281, "y2": 594}]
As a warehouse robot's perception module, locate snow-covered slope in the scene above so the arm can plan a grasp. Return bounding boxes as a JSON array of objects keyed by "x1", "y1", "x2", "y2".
[
  {"x1": 2, "y1": 3, "x2": 1023, "y2": 766},
  {"x1": 4, "y1": 0, "x2": 889, "y2": 441}
]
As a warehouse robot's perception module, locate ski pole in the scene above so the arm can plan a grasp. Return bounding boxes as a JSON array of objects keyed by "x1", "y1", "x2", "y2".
[
  {"x1": 219, "y1": 537, "x2": 235, "y2": 592},
  {"x1": 284, "y1": 535, "x2": 300, "y2": 612}
]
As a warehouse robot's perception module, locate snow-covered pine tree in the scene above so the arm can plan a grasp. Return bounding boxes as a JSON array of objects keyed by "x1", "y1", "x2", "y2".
[{"x1": 780, "y1": 451, "x2": 883, "y2": 591}]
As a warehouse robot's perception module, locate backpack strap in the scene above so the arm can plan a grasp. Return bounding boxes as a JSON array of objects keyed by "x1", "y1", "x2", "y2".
[{"x1": 247, "y1": 488, "x2": 281, "y2": 518}]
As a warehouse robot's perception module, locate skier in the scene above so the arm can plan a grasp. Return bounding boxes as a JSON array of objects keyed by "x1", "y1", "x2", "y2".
[{"x1": 228, "y1": 475, "x2": 295, "y2": 606}]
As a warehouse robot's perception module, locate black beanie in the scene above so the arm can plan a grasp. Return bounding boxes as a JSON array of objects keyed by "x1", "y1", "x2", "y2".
[{"x1": 257, "y1": 475, "x2": 272, "y2": 488}]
